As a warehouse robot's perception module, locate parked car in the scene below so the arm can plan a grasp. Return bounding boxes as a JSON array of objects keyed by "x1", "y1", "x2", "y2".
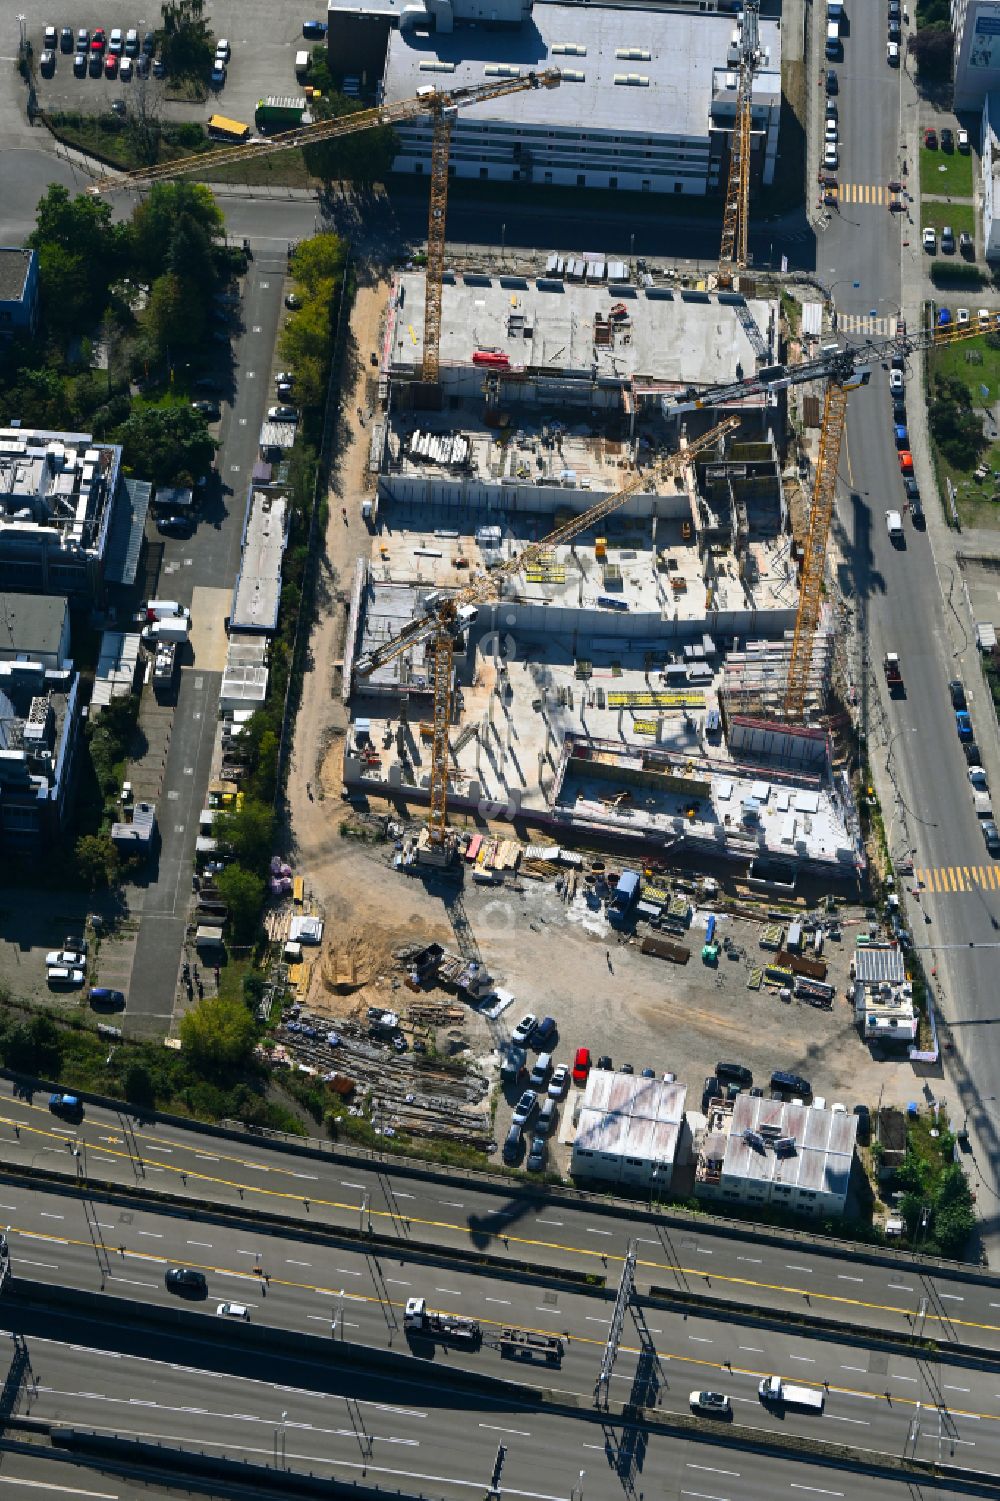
[
  {"x1": 702, "y1": 1075, "x2": 719, "y2": 1110},
  {"x1": 826, "y1": 69, "x2": 839, "y2": 93},
  {"x1": 983, "y1": 820, "x2": 1000, "y2": 855},
  {"x1": 979, "y1": 308, "x2": 993, "y2": 329},
  {"x1": 957, "y1": 307, "x2": 971, "y2": 325},
  {"x1": 548, "y1": 1064, "x2": 570, "y2": 1099},
  {"x1": 77, "y1": 27, "x2": 89, "y2": 49},
  {"x1": 500, "y1": 1044, "x2": 527, "y2": 1084},
  {"x1": 922, "y1": 227, "x2": 937, "y2": 252},
  {"x1": 285, "y1": 292, "x2": 302, "y2": 309},
  {"x1": 887, "y1": 19, "x2": 901, "y2": 39},
  {"x1": 898, "y1": 451, "x2": 914, "y2": 475},
  {"x1": 690, "y1": 1391, "x2": 732, "y2": 1417},
  {"x1": 512, "y1": 1090, "x2": 538, "y2": 1129},
  {"x1": 43, "y1": 24, "x2": 57, "y2": 50},
  {"x1": 826, "y1": 99, "x2": 838, "y2": 120},
  {"x1": 210, "y1": 62, "x2": 226, "y2": 87},
  {"x1": 157, "y1": 514, "x2": 193, "y2": 538},
  {"x1": 823, "y1": 144, "x2": 839, "y2": 170},
  {"x1": 152, "y1": 55, "x2": 165, "y2": 77},
  {"x1": 770, "y1": 1069, "x2": 812, "y2": 1097},
  {"x1": 572, "y1": 1046, "x2": 592, "y2": 1085},
  {"x1": 716, "y1": 1061, "x2": 752, "y2": 1087},
  {"x1": 938, "y1": 307, "x2": 952, "y2": 326},
  {"x1": 960, "y1": 231, "x2": 974, "y2": 256},
  {"x1": 165, "y1": 1267, "x2": 207, "y2": 1295},
  {"x1": 46, "y1": 948, "x2": 84, "y2": 967},
  {"x1": 941, "y1": 127, "x2": 954, "y2": 150},
  {"x1": 47, "y1": 966, "x2": 84, "y2": 988},
  {"x1": 267, "y1": 404, "x2": 298, "y2": 422},
  {"x1": 889, "y1": 368, "x2": 904, "y2": 392},
  {"x1": 941, "y1": 224, "x2": 956, "y2": 254},
  {"x1": 39, "y1": 50, "x2": 56, "y2": 77},
  {"x1": 964, "y1": 741, "x2": 982, "y2": 766},
  {"x1": 215, "y1": 37, "x2": 231, "y2": 60},
  {"x1": 88, "y1": 50, "x2": 103, "y2": 76},
  {"x1": 969, "y1": 766, "x2": 989, "y2": 789},
  {"x1": 59, "y1": 26, "x2": 73, "y2": 52},
  {"x1": 853, "y1": 1103, "x2": 870, "y2": 1143},
  {"x1": 89, "y1": 987, "x2": 126, "y2": 1009},
  {"x1": 894, "y1": 423, "x2": 909, "y2": 448},
  {"x1": 956, "y1": 710, "x2": 974, "y2": 740},
  {"x1": 191, "y1": 399, "x2": 221, "y2": 418},
  {"x1": 73, "y1": 52, "x2": 86, "y2": 76},
  {"x1": 502, "y1": 1123, "x2": 523, "y2": 1163},
  {"x1": 120, "y1": 56, "x2": 133, "y2": 80},
  {"x1": 108, "y1": 28, "x2": 123, "y2": 54},
  {"x1": 302, "y1": 19, "x2": 328, "y2": 38},
  {"x1": 142, "y1": 30, "x2": 156, "y2": 55},
  {"x1": 596, "y1": 1054, "x2": 612, "y2": 1070},
  {"x1": 533, "y1": 1015, "x2": 557, "y2": 1049},
  {"x1": 958, "y1": 128, "x2": 970, "y2": 150},
  {"x1": 526, "y1": 1134, "x2": 547, "y2": 1172},
  {"x1": 105, "y1": 53, "x2": 119, "y2": 78},
  {"x1": 511, "y1": 1013, "x2": 537, "y2": 1047},
  {"x1": 924, "y1": 127, "x2": 937, "y2": 148}
]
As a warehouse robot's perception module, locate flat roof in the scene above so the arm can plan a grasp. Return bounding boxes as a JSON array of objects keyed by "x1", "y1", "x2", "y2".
[
  {"x1": 721, "y1": 1093, "x2": 857, "y2": 1197},
  {"x1": 382, "y1": 6, "x2": 780, "y2": 141},
  {"x1": 231, "y1": 493, "x2": 288, "y2": 634},
  {"x1": 0, "y1": 248, "x2": 32, "y2": 305},
  {"x1": 387, "y1": 273, "x2": 779, "y2": 391},
  {"x1": 854, "y1": 945, "x2": 907, "y2": 986},
  {"x1": 0, "y1": 594, "x2": 67, "y2": 658}
]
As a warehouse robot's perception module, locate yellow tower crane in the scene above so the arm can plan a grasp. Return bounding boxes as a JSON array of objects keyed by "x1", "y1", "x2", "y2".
[
  {"x1": 85, "y1": 71, "x2": 562, "y2": 383},
  {"x1": 717, "y1": 0, "x2": 761, "y2": 290},
  {"x1": 666, "y1": 315, "x2": 1000, "y2": 717},
  {"x1": 355, "y1": 415, "x2": 740, "y2": 851}
]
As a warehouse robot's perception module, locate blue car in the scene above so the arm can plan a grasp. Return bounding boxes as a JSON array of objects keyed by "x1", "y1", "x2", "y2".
[
  {"x1": 894, "y1": 424, "x2": 909, "y2": 448},
  {"x1": 938, "y1": 307, "x2": 952, "y2": 326},
  {"x1": 956, "y1": 710, "x2": 973, "y2": 740}
]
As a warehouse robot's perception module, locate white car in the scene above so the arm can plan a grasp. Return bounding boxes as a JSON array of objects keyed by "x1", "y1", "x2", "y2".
[
  {"x1": 886, "y1": 508, "x2": 904, "y2": 539},
  {"x1": 889, "y1": 368, "x2": 904, "y2": 392},
  {"x1": 958, "y1": 127, "x2": 970, "y2": 150},
  {"x1": 823, "y1": 145, "x2": 839, "y2": 169},
  {"x1": 120, "y1": 56, "x2": 133, "y2": 80},
  {"x1": 689, "y1": 1391, "x2": 732, "y2": 1416},
  {"x1": 216, "y1": 37, "x2": 231, "y2": 60},
  {"x1": 887, "y1": 40, "x2": 900, "y2": 64},
  {"x1": 511, "y1": 1012, "x2": 538, "y2": 1047},
  {"x1": 970, "y1": 766, "x2": 989, "y2": 789},
  {"x1": 548, "y1": 1064, "x2": 570, "y2": 1100},
  {"x1": 979, "y1": 308, "x2": 993, "y2": 329},
  {"x1": 957, "y1": 307, "x2": 971, "y2": 325},
  {"x1": 825, "y1": 121, "x2": 838, "y2": 141},
  {"x1": 46, "y1": 949, "x2": 84, "y2": 968},
  {"x1": 923, "y1": 227, "x2": 937, "y2": 252},
  {"x1": 216, "y1": 1301, "x2": 250, "y2": 1320},
  {"x1": 47, "y1": 967, "x2": 84, "y2": 988},
  {"x1": 108, "y1": 27, "x2": 123, "y2": 54}
]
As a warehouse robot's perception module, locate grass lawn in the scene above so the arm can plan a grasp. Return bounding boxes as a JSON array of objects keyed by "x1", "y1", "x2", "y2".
[
  {"x1": 921, "y1": 201, "x2": 977, "y2": 238},
  {"x1": 928, "y1": 333, "x2": 1000, "y2": 526},
  {"x1": 919, "y1": 144, "x2": 974, "y2": 198}
]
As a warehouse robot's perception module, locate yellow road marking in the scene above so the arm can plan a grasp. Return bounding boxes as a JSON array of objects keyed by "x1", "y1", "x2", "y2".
[
  {"x1": 10, "y1": 1223, "x2": 1000, "y2": 1429},
  {"x1": 7, "y1": 1111, "x2": 1000, "y2": 1343}
]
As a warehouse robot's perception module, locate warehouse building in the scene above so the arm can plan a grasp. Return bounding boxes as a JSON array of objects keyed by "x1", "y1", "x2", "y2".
[
  {"x1": 369, "y1": 1, "x2": 781, "y2": 194},
  {"x1": 570, "y1": 1068, "x2": 688, "y2": 1189},
  {"x1": 695, "y1": 1092, "x2": 857, "y2": 1217}
]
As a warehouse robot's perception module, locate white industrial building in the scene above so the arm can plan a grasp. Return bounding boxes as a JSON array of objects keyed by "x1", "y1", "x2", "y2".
[
  {"x1": 851, "y1": 944, "x2": 918, "y2": 1045},
  {"x1": 953, "y1": 0, "x2": 1000, "y2": 109},
  {"x1": 570, "y1": 1069, "x2": 687, "y2": 1188},
  {"x1": 382, "y1": 4, "x2": 781, "y2": 194},
  {"x1": 695, "y1": 1092, "x2": 857, "y2": 1217},
  {"x1": 982, "y1": 90, "x2": 1000, "y2": 260}
]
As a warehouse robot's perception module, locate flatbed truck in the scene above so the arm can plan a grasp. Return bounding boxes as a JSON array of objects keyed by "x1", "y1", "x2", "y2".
[
  {"x1": 496, "y1": 1328, "x2": 563, "y2": 1364},
  {"x1": 404, "y1": 1297, "x2": 482, "y2": 1347},
  {"x1": 884, "y1": 652, "x2": 903, "y2": 694}
]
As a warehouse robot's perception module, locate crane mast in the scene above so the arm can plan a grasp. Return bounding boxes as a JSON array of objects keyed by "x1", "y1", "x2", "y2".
[
  {"x1": 717, "y1": 0, "x2": 761, "y2": 289},
  {"x1": 356, "y1": 416, "x2": 739, "y2": 849}
]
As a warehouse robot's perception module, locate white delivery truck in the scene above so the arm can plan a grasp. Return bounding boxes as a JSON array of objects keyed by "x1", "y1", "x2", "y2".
[{"x1": 759, "y1": 1376, "x2": 825, "y2": 1411}]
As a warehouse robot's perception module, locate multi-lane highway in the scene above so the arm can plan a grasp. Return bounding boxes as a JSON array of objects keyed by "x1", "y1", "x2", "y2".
[
  {"x1": 3, "y1": 1168, "x2": 1000, "y2": 1465},
  {"x1": 2, "y1": 1091, "x2": 995, "y2": 1348}
]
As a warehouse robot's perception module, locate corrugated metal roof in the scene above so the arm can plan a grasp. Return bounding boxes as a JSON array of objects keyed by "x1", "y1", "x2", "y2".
[
  {"x1": 800, "y1": 302, "x2": 823, "y2": 337},
  {"x1": 91, "y1": 630, "x2": 141, "y2": 709},
  {"x1": 574, "y1": 1070, "x2": 686, "y2": 1165},
  {"x1": 854, "y1": 945, "x2": 906, "y2": 986},
  {"x1": 104, "y1": 478, "x2": 151, "y2": 587}
]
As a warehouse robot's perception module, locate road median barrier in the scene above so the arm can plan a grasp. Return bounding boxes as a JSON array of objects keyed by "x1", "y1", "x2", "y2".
[{"x1": 0, "y1": 1159, "x2": 604, "y2": 1295}]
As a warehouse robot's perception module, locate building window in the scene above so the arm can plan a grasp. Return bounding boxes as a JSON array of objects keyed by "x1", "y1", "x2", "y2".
[
  {"x1": 479, "y1": 167, "x2": 488, "y2": 179},
  {"x1": 641, "y1": 180, "x2": 651, "y2": 192},
  {"x1": 544, "y1": 171, "x2": 553, "y2": 184},
  {"x1": 576, "y1": 173, "x2": 585, "y2": 186},
  {"x1": 609, "y1": 176, "x2": 618, "y2": 188},
  {"x1": 414, "y1": 162, "x2": 423, "y2": 174},
  {"x1": 674, "y1": 183, "x2": 684, "y2": 193}
]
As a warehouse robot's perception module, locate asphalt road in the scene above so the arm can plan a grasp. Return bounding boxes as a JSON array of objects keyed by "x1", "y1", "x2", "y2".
[
  {"x1": 819, "y1": 0, "x2": 1000, "y2": 1244},
  {"x1": 2, "y1": 1092, "x2": 995, "y2": 1346},
  {"x1": 3, "y1": 1304, "x2": 995, "y2": 1491}
]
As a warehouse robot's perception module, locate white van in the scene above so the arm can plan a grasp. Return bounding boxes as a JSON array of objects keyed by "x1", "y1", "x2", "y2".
[
  {"x1": 145, "y1": 599, "x2": 189, "y2": 622},
  {"x1": 825, "y1": 19, "x2": 841, "y2": 56}
]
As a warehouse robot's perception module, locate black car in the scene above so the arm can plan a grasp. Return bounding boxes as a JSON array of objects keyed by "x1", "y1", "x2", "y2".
[
  {"x1": 526, "y1": 1134, "x2": 547, "y2": 1172},
  {"x1": 983, "y1": 820, "x2": 1000, "y2": 855},
  {"x1": 73, "y1": 52, "x2": 86, "y2": 76},
  {"x1": 88, "y1": 50, "x2": 102, "y2": 76},
  {"x1": 39, "y1": 50, "x2": 56, "y2": 77},
  {"x1": 596, "y1": 1054, "x2": 612, "y2": 1070},
  {"x1": 892, "y1": 401, "x2": 907, "y2": 426},
  {"x1": 502, "y1": 1122, "x2": 523, "y2": 1164},
  {"x1": 191, "y1": 399, "x2": 220, "y2": 419},
  {"x1": 949, "y1": 678, "x2": 967, "y2": 709},
  {"x1": 853, "y1": 1103, "x2": 870, "y2": 1145},
  {"x1": 157, "y1": 514, "x2": 193, "y2": 538},
  {"x1": 964, "y1": 741, "x2": 982, "y2": 766},
  {"x1": 941, "y1": 127, "x2": 954, "y2": 150},
  {"x1": 302, "y1": 19, "x2": 328, "y2": 38},
  {"x1": 716, "y1": 1060, "x2": 753, "y2": 1087},
  {"x1": 59, "y1": 26, "x2": 74, "y2": 52},
  {"x1": 904, "y1": 477, "x2": 920, "y2": 502},
  {"x1": 142, "y1": 30, "x2": 156, "y2": 54},
  {"x1": 770, "y1": 1069, "x2": 812, "y2": 1097},
  {"x1": 888, "y1": 19, "x2": 901, "y2": 39},
  {"x1": 826, "y1": 69, "x2": 839, "y2": 93},
  {"x1": 165, "y1": 1266, "x2": 207, "y2": 1295}
]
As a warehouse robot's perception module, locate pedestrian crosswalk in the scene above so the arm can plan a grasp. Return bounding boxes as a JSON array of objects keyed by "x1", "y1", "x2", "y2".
[
  {"x1": 836, "y1": 313, "x2": 894, "y2": 337},
  {"x1": 835, "y1": 182, "x2": 893, "y2": 205},
  {"x1": 914, "y1": 865, "x2": 1000, "y2": 893}
]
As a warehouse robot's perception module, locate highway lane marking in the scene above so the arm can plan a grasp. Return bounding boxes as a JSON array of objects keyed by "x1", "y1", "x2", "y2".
[
  {"x1": 680, "y1": 1492, "x2": 730, "y2": 1501},
  {"x1": 789, "y1": 1488, "x2": 843, "y2": 1497},
  {"x1": 887, "y1": 1284, "x2": 913, "y2": 1292},
  {"x1": 480, "y1": 1424, "x2": 531, "y2": 1437},
  {"x1": 40, "y1": 1213, "x2": 64, "y2": 1220},
  {"x1": 138, "y1": 1232, "x2": 162, "y2": 1239},
  {"x1": 436, "y1": 1288, "x2": 463, "y2": 1296},
  {"x1": 287, "y1": 1259, "x2": 312, "y2": 1267},
  {"x1": 687, "y1": 1465, "x2": 740, "y2": 1477},
  {"x1": 337, "y1": 1268, "x2": 362, "y2": 1278},
  {"x1": 107, "y1": 1278, "x2": 157, "y2": 1290},
  {"x1": 440, "y1": 1201, "x2": 464, "y2": 1209},
  {"x1": 841, "y1": 1365, "x2": 866, "y2": 1373},
  {"x1": 940, "y1": 1293, "x2": 965, "y2": 1301},
  {"x1": 5, "y1": 1110, "x2": 1000, "y2": 1345},
  {"x1": 894, "y1": 1375, "x2": 917, "y2": 1382},
  {"x1": 945, "y1": 1384, "x2": 971, "y2": 1392},
  {"x1": 838, "y1": 1276, "x2": 863, "y2": 1283},
  {"x1": 394, "y1": 1192, "x2": 414, "y2": 1200},
  {"x1": 824, "y1": 1414, "x2": 869, "y2": 1425},
  {"x1": 537, "y1": 1220, "x2": 563, "y2": 1227},
  {"x1": 0, "y1": 1478, "x2": 119, "y2": 1497},
  {"x1": 785, "y1": 1265, "x2": 812, "y2": 1273},
  {"x1": 187, "y1": 1241, "x2": 213, "y2": 1248},
  {"x1": 737, "y1": 1256, "x2": 762, "y2": 1264},
  {"x1": 485, "y1": 1298, "x2": 511, "y2": 1305},
  {"x1": 788, "y1": 1355, "x2": 815, "y2": 1363},
  {"x1": 17, "y1": 1258, "x2": 58, "y2": 1269},
  {"x1": 385, "y1": 1279, "x2": 410, "y2": 1287},
  {"x1": 689, "y1": 1336, "x2": 713, "y2": 1344},
  {"x1": 739, "y1": 1346, "x2": 763, "y2": 1353}
]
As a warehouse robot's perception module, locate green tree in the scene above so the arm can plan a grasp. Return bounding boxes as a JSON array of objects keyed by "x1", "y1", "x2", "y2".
[
  {"x1": 116, "y1": 404, "x2": 216, "y2": 484},
  {"x1": 289, "y1": 233, "x2": 346, "y2": 295},
  {"x1": 179, "y1": 993, "x2": 256, "y2": 1073},
  {"x1": 302, "y1": 94, "x2": 398, "y2": 185},
  {"x1": 279, "y1": 300, "x2": 333, "y2": 409},
  {"x1": 159, "y1": 0, "x2": 215, "y2": 79},
  {"x1": 907, "y1": 24, "x2": 954, "y2": 81},
  {"x1": 144, "y1": 271, "x2": 206, "y2": 360},
  {"x1": 0, "y1": 1015, "x2": 62, "y2": 1075},
  {"x1": 216, "y1": 864, "x2": 265, "y2": 944},
  {"x1": 124, "y1": 1061, "x2": 156, "y2": 1106},
  {"x1": 928, "y1": 375, "x2": 986, "y2": 468},
  {"x1": 130, "y1": 182, "x2": 224, "y2": 284},
  {"x1": 27, "y1": 185, "x2": 126, "y2": 335},
  {"x1": 75, "y1": 833, "x2": 120, "y2": 890},
  {"x1": 213, "y1": 799, "x2": 275, "y2": 875}
]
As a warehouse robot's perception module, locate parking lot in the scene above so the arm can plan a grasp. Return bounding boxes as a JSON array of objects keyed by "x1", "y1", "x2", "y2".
[{"x1": 24, "y1": 1, "x2": 316, "y2": 135}]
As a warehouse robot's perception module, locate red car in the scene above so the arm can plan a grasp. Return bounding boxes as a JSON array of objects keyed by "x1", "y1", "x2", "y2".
[
  {"x1": 105, "y1": 52, "x2": 118, "y2": 77},
  {"x1": 924, "y1": 128, "x2": 937, "y2": 148},
  {"x1": 899, "y1": 450, "x2": 914, "y2": 475},
  {"x1": 572, "y1": 1046, "x2": 592, "y2": 1086},
  {"x1": 92, "y1": 27, "x2": 106, "y2": 49}
]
